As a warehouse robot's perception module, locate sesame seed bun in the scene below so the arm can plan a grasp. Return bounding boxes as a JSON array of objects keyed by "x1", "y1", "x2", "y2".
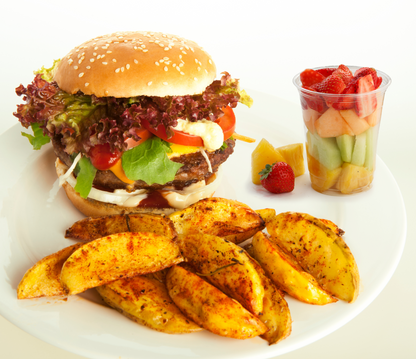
[{"x1": 53, "y1": 31, "x2": 217, "y2": 98}]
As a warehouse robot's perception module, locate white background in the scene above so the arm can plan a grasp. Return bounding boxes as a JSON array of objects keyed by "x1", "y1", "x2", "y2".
[{"x1": 0, "y1": 1, "x2": 415, "y2": 358}]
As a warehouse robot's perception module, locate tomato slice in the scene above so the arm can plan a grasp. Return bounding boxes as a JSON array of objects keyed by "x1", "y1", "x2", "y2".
[
  {"x1": 141, "y1": 106, "x2": 236, "y2": 147},
  {"x1": 125, "y1": 127, "x2": 153, "y2": 150}
]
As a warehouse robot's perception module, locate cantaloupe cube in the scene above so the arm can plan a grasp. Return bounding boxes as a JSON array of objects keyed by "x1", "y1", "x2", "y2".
[
  {"x1": 315, "y1": 107, "x2": 354, "y2": 138},
  {"x1": 252, "y1": 138, "x2": 286, "y2": 185},
  {"x1": 302, "y1": 108, "x2": 321, "y2": 133},
  {"x1": 335, "y1": 163, "x2": 374, "y2": 194},
  {"x1": 276, "y1": 143, "x2": 305, "y2": 177},
  {"x1": 306, "y1": 150, "x2": 342, "y2": 193},
  {"x1": 340, "y1": 109, "x2": 370, "y2": 135},
  {"x1": 366, "y1": 93, "x2": 384, "y2": 127}
]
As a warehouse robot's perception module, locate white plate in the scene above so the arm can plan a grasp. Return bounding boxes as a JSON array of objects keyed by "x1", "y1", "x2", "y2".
[{"x1": 0, "y1": 90, "x2": 407, "y2": 359}]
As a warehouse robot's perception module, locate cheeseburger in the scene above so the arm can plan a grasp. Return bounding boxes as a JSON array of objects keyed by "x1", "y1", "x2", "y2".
[{"x1": 14, "y1": 31, "x2": 252, "y2": 216}]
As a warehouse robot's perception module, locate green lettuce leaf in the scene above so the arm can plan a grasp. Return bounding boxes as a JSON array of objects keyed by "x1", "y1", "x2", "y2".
[
  {"x1": 74, "y1": 156, "x2": 97, "y2": 198},
  {"x1": 21, "y1": 123, "x2": 51, "y2": 150},
  {"x1": 238, "y1": 89, "x2": 253, "y2": 108},
  {"x1": 34, "y1": 59, "x2": 61, "y2": 82},
  {"x1": 122, "y1": 137, "x2": 183, "y2": 185}
]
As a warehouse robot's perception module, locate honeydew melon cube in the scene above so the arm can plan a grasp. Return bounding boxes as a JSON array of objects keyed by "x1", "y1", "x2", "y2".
[
  {"x1": 351, "y1": 132, "x2": 366, "y2": 167},
  {"x1": 336, "y1": 134, "x2": 355, "y2": 163},
  {"x1": 364, "y1": 125, "x2": 379, "y2": 171},
  {"x1": 307, "y1": 131, "x2": 343, "y2": 171}
]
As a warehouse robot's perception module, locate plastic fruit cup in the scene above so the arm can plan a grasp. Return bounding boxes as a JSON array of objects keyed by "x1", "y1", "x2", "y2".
[{"x1": 293, "y1": 66, "x2": 391, "y2": 194}]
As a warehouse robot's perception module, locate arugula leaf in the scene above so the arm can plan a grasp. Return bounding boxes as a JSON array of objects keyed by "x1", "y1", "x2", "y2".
[
  {"x1": 74, "y1": 156, "x2": 97, "y2": 198},
  {"x1": 122, "y1": 137, "x2": 183, "y2": 185},
  {"x1": 21, "y1": 123, "x2": 51, "y2": 150}
]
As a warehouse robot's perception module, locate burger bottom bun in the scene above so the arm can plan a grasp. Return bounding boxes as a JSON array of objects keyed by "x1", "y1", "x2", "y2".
[
  {"x1": 55, "y1": 158, "x2": 218, "y2": 218},
  {"x1": 61, "y1": 181, "x2": 176, "y2": 218}
]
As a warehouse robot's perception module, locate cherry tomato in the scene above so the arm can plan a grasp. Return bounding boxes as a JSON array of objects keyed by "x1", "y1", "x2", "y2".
[
  {"x1": 125, "y1": 128, "x2": 153, "y2": 150},
  {"x1": 141, "y1": 106, "x2": 236, "y2": 147},
  {"x1": 89, "y1": 143, "x2": 122, "y2": 171}
]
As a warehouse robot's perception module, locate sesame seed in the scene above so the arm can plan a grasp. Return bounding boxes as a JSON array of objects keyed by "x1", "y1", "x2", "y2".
[
  {"x1": 147, "y1": 81, "x2": 152, "y2": 86},
  {"x1": 115, "y1": 68, "x2": 120, "y2": 73},
  {"x1": 143, "y1": 49, "x2": 148, "y2": 52},
  {"x1": 172, "y1": 63, "x2": 176, "y2": 67},
  {"x1": 107, "y1": 50, "x2": 112, "y2": 53},
  {"x1": 194, "y1": 77, "x2": 198, "y2": 81},
  {"x1": 179, "y1": 63, "x2": 184, "y2": 67},
  {"x1": 208, "y1": 59, "x2": 212, "y2": 64},
  {"x1": 179, "y1": 55, "x2": 182, "y2": 59},
  {"x1": 176, "y1": 66, "x2": 180, "y2": 71},
  {"x1": 164, "y1": 66, "x2": 168, "y2": 71},
  {"x1": 94, "y1": 47, "x2": 98, "y2": 50},
  {"x1": 85, "y1": 82, "x2": 89, "y2": 87},
  {"x1": 121, "y1": 67, "x2": 124, "y2": 72},
  {"x1": 155, "y1": 61, "x2": 160, "y2": 66},
  {"x1": 164, "y1": 47, "x2": 169, "y2": 51},
  {"x1": 163, "y1": 82, "x2": 168, "y2": 85},
  {"x1": 90, "y1": 58, "x2": 95, "y2": 62},
  {"x1": 134, "y1": 46, "x2": 138, "y2": 50},
  {"x1": 182, "y1": 51, "x2": 187, "y2": 55},
  {"x1": 205, "y1": 69, "x2": 208, "y2": 73},
  {"x1": 134, "y1": 59, "x2": 138, "y2": 64},
  {"x1": 86, "y1": 66, "x2": 91, "y2": 69},
  {"x1": 180, "y1": 72, "x2": 184, "y2": 75},
  {"x1": 197, "y1": 67, "x2": 201, "y2": 71},
  {"x1": 105, "y1": 90, "x2": 109, "y2": 95},
  {"x1": 164, "y1": 57, "x2": 169, "y2": 60},
  {"x1": 141, "y1": 44, "x2": 146, "y2": 48},
  {"x1": 79, "y1": 73, "x2": 84, "y2": 77},
  {"x1": 195, "y1": 59, "x2": 198, "y2": 63},
  {"x1": 93, "y1": 52, "x2": 97, "y2": 56},
  {"x1": 74, "y1": 66, "x2": 78, "y2": 70},
  {"x1": 113, "y1": 59, "x2": 117, "y2": 62},
  {"x1": 68, "y1": 59, "x2": 73, "y2": 65},
  {"x1": 126, "y1": 64, "x2": 130, "y2": 69},
  {"x1": 102, "y1": 62, "x2": 108, "y2": 65}
]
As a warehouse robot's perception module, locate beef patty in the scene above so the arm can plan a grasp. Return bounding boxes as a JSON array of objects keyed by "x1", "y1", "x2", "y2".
[{"x1": 52, "y1": 136, "x2": 235, "y2": 191}]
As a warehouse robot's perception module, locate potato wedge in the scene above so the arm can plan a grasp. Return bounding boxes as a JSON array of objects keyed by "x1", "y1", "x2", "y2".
[
  {"x1": 96, "y1": 276, "x2": 201, "y2": 334},
  {"x1": 65, "y1": 213, "x2": 177, "y2": 242},
  {"x1": 256, "y1": 208, "x2": 276, "y2": 224},
  {"x1": 168, "y1": 197, "x2": 265, "y2": 244},
  {"x1": 319, "y1": 218, "x2": 345, "y2": 236},
  {"x1": 267, "y1": 212, "x2": 360, "y2": 303},
  {"x1": 60, "y1": 232, "x2": 183, "y2": 295},
  {"x1": 166, "y1": 265, "x2": 267, "y2": 339},
  {"x1": 17, "y1": 243, "x2": 84, "y2": 299},
  {"x1": 248, "y1": 232, "x2": 337, "y2": 305},
  {"x1": 248, "y1": 255, "x2": 292, "y2": 345},
  {"x1": 177, "y1": 233, "x2": 264, "y2": 315}
]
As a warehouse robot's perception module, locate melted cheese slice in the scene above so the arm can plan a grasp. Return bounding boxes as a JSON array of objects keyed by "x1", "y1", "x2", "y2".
[{"x1": 167, "y1": 143, "x2": 200, "y2": 158}]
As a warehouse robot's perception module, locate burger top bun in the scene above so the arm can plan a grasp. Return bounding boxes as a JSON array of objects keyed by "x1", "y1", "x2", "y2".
[{"x1": 53, "y1": 31, "x2": 217, "y2": 98}]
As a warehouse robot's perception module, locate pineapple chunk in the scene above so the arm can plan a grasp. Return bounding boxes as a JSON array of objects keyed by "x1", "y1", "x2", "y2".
[
  {"x1": 335, "y1": 163, "x2": 374, "y2": 194},
  {"x1": 276, "y1": 143, "x2": 305, "y2": 177},
  {"x1": 306, "y1": 150, "x2": 342, "y2": 193},
  {"x1": 252, "y1": 139, "x2": 286, "y2": 185}
]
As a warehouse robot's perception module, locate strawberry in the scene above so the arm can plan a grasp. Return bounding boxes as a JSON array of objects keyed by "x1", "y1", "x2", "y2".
[
  {"x1": 333, "y1": 64, "x2": 353, "y2": 85},
  {"x1": 355, "y1": 74, "x2": 377, "y2": 117},
  {"x1": 302, "y1": 86, "x2": 328, "y2": 113},
  {"x1": 259, "y1": 162, "x2": 295, "y2": 194},
  {"x1": 311, "y1": 74, "x2": 346, "y2": 94},
  {"x1": 300, "y1": 69, "x2": 326, "y2": 87},
  {"x1": 354, "y1": 67, "x2": 382, "y2": 89},
  {"x1": 332, "y1": 78, "x2": 359, "y2": 110},
  {"x1": 316, "y1": 68, "x2": 336, "y2": 77}
]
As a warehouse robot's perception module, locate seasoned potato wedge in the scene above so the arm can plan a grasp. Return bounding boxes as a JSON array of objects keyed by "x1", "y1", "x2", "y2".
[
  {"x1": 166, "y1": 265, "x2": 267, "y2": 339},
  {"x1": 267, "y1": 212, "x2": 360, "y2": 303},
  {"x1": 248, "y1": 255, "x2": 292, "y2": 345},
  {"x1": 60, "y1": 232, "x2": 183, "y2": 295},
  {"x1": 248, "y1": 232, "x2": 337, "y2": 305},
  {"x1": 96, "y1": 276, "x2": 201, "y2": 334},
  {"x1": 65, "y1": 213, "x2": 177, "y2": 242},
  {"x1": 256, "y1": 208, "x2": 276, "y2": 224},
  {"x1": 178, "y1": 233, "x2": 264, "y2": 315},
  {"x1": 17, "y1": 243, "x2": 84, "y2": 299},
  {"x1": 169, "y1": 197, "x2": 265, "y2": 244},
  {"x1": 319, "y1": 218, "x2": 345, "y2": 236}
]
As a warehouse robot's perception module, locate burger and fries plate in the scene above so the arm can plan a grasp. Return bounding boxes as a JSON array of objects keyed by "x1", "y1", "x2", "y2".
[{"x1": 0, "y1": 90, "x2": 406, "y2": 359}]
